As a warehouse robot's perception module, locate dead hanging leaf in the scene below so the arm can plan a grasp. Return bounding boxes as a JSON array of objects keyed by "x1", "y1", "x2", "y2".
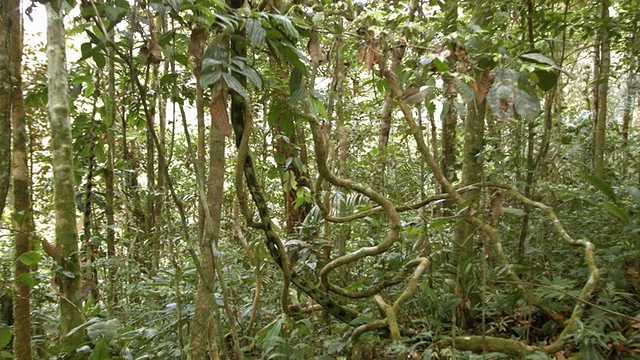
[
  {"x1": 475, "y1": 68, "x2": 494, "y2": 103},
  {"x1": 139, "y1": 46, "x2": 150, "y2": 63},
  {"x1": 364, "y1": 37, "x2": 381, "y2": 71},
  {"x1": 455, "y1": 41, "x2": 469, "y2": 72},
  {"x1": 76, "y1": 278, "x2": 95, "y2": 300},
  {"x1": 491, "y1": 190, "x2": 504, "y2": 219},
  {"x1": 42, "y1": 240, "x2": 61, "y2": 263},
  {"x1": 210, "y1": 83, "x2": 231, "y2": 137},
  {"x1": 308, "y1": 30, "x2": 325, "y2": 64},
  {"x1": 148, "y1": 40, "x2": 163, "y2": 64},
  {"x1": 469, "y1": 80, "x2": 478, "y2": 92},
  {"x1": 189, "y1": 27, "x2": 208, "y2": 60},
  {"x1": 356, "y1": 43, "x2": 367, "y2": 62},
  {"x1": 499, "y1": 98, "x2": 510, "y2": 112}
]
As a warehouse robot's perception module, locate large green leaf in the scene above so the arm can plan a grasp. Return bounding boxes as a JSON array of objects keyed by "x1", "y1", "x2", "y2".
[
  {"x1": 514, "y1": 88, "x2": 541, "y2": 122},
  {"x1": 601, "y1": 202, "x2": 630, "y2": 223},
  {"x1": 222, "y1": 72, "x2": 248, "y2": 99},
  {"x1": 0, "y1": 325, "x2": 10, "y2": 349},
  {"x1": 18, "y1": 251, "x2": 40, "y2": 266},
  {"x1": 247, "y1": 17, "x2": 266, "y2": 47},
  {"x1": 584, "y1": 175, "x2": 617, "y2": 201},
  {"x1": 200, "y1": 70, "x2": 222, "y2": 88},
  {"x1": 520, "y1": 52, "x2": 560, "y2": 69},
  {"x1": 16, "y1": 273, "x2": 36, "y2": 287},
  {"x1": 88, "y1": 339, "x2": 110, "y2": 360},
  {"x1": 624, "y1": 186, "x2": 640, "y2": 206},
  {"x1": 271, "y1": 14, "x2": 300, "y2": 39}
]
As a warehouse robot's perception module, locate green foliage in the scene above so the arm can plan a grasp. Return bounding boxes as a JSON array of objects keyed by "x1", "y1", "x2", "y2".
[{"x1": 8, "y1": 0, "x2": 640, "y2": 358}]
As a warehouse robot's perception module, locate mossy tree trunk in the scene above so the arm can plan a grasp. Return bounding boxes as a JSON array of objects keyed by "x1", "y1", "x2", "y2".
[
  {"x1": 9, "y1": 0, "x2": 32, "y2": 358},
  {"x1": 0, "y1": 2, "x2": 11, "y2": 217},
  {"x1": 451, "y1": 0, "x2": 492, "y2": 327},
  {"x1": 46, "y1": 0, "x2": 86, "y2": 348},
  {"x1": 187, "y1": 26, "x2": 222, "y2": 360}
]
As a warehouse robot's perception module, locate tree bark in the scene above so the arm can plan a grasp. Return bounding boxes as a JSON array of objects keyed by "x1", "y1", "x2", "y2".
[
  {"x1": 592, "y1": 0, "x2": 610, "y2": 178},
  {"x1": 440, "y1": 0, "x2": 458, "y2": 188},
  {"x1": 187, "y1": 26, "x2": 221, "y2": 360},
  {"x1": 620, "y1": 71, "x2": 635, "y2": 175},
  {"x1": 0, "y1": 1, "x2": 11, "y2": 218},
  {"x1": 9, "y1": 0, "x2": 32, "y2": 357},
  {"x1": 46, "y1": 0, "x2": 86, "y2": 348}
]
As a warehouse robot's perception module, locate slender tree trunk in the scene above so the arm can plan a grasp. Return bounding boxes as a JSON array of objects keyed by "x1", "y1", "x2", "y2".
[
  {"x1": 451, "y1": 0, "x2": 491, "y2": 327},
  {"x1": 620, "y1": 72, "x2": 635, "y2": 175},
  {"x1": 187, "y1": 26, "x2": 220, "y2": 360},
  {"x1": 145, "y1": 7, "x2": 159, "y2": 272},
  {"x1": 0, "y1": 1, "x2": 11, "y2": 218},
  {"x1": 9, "y1": 0, "x2": 32, "y2": 357},
  {"x1": 440, "y1": 0, "x2": 458, "y2": 188},
  {"x1": 334, "y1": 32, "x2": 350, "y2": 282},
  {"x1": 104, "y1": 0, "x2": 117, "y2": 315},
  {"x1": 46, "y1": 0, "x2": 86, "y2": 348},
  {"x1": 592, "y1": 0, "x2": 610, "y2": 178}
]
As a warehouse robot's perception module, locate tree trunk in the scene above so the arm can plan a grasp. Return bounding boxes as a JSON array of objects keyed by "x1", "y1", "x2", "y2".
[
  {"x1": 9, "y1": 0, "x2": 32, "y2": 357},
  {"x1": 451, "y1": 0, "x2": 491, "y2": 327},
  {"x1": 46, "y1": 0, "x2": 86, "y2": 348},
  {"x1": 440, "y1": 0, "x2": 458, "y2": 188},
  {"x1": 104, "y1": 0, "x2": 117, "y2": 315},
  {"x1": 592, "y1": 0, "x2": 610, "y2": 178},
  {"x1": 620, "y1": 71, "x2": 635, "y2": 175},
  {"x1": 187, "y1": 26, "x2": 221, "y2": 360},
  {"x1": 0, "y1": 1, "x2": 11, "y2": 218}
]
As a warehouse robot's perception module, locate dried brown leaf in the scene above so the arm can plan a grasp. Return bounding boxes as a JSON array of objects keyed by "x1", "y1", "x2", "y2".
[
  {"x1": 210, "y1": 86, "x2": 231, "y2": 137},
  {"x1": 148, "y1": 40, "x2": 163, "y2": 64},
  {"x1": 189, "y1": 27, "x2": 208, "y2": 60},
  {"x1": 475, "y1": 69, "x2": 494, "y2": 103},
  {"x1": 308, "y1": 31, "x2": 325, "y2": 64}
]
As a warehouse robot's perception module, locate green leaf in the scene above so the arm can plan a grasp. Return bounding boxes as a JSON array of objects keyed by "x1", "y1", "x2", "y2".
[
  {"x1": 624, "y1": 186, "x2": 640, "y2": 206},
  {"x1": 289, "y1": 67, "x2": 303, "y2": 95},
  {"x1": 280, "y1": 116, "x2": 294, "y2": 137},
  {"x1": 160, "y1": 73, "x2": 178, "y2": 86},
  {"x1": 520, "y1": 52, "x2": 560, "y2": 69},
  {"x1": 89, "y1": 339, "x2": 110, "y2": 360},
  {"x1": 432, "y1": 57, "x2": 449, "y2": 72},
  {"x1": 85, "y1": 29, "x2": 104, "y2": 45},
  {"x1": 247, "y1": 18, "x2": 266, "y2": 47},
  {"x1": 0, "y1": 326, "x2": 11, "y2": 349},
  {"x1": 61, "y1": 270, "x2": 76, "y2": 278},
  {"x1": 584, "y1": 175, "x2": 617, "y2": 201},
  {"x1": 242, "y1": 66, "x2": 262, "y2": 90},
  {"x1": 309, "y1": 95, "x2": 327, "y2": 118},
  {"x1": 280, "y1": 44, "x2": 307, "y2": 75},
  {"x1": 258, "y1": 318, "x2": 283, "y2": 343},
  {"x1": 18, "y1": 251, "x2": 41, "y2": 266},
  {"x1": 272, "y1": 14, "x2": 299, "y2": 39},
  {"x1": 202, "y1": 58, "x2": 223, "y2": 71},
  {"x1": 601, "y1": 202, "x2": 630, "y2": 223},
  {"x1": 90, "y1": 50, "x2": 105, "y2": 68},
  {"x1": 200, "y1": 70, "x2": 221, "y2": 88},
  {"x1": 167, "y1": 0, "x2": 182, "y2": 12},
  {"x1": 514, "y1": 88, "x2": 541, "y2": 122},
  {"x1": 104, "y1": 4, "x2": 126, "y2": 23},
  {"x1": 16, "y1": 273, "x2": 36, "y2": 287},
  {"x1": 289, "y1": 86, "x2": 306, "y2": 105},
  {"x1": 534, "y1": 69, "x2": 558, "y2": 91},
  {"x1": 457, "y1": 81, "x2": 474, "y2": 103},
  {"x1": 349, "y1": 315, "x2": 374, "y2": 326},
  {"x1": 222, "y1": 73, "x2": 248, "y2": 99}
]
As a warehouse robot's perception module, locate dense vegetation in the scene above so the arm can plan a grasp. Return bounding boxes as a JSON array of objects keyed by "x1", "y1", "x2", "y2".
[{"x1": 0, "y1": 0, "x2": 639, "y2": 359}]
